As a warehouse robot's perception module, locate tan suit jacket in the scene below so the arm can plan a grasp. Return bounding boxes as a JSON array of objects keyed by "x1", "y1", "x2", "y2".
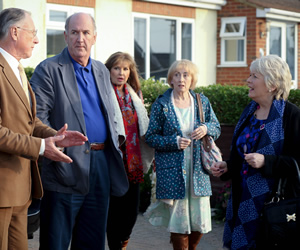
[{"x1": 0, "y1": 53, "x2": 56, "y2": 207}]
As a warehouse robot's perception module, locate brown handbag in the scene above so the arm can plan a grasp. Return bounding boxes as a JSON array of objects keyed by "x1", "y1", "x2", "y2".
[{"x1": 196, "y1": 93, "x2": 222, "y2": 173}]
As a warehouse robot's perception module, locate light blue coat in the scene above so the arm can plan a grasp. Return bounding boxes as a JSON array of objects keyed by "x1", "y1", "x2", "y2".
[{"x1": 145, "y1": 89, "x2": 220, "y2": 199}]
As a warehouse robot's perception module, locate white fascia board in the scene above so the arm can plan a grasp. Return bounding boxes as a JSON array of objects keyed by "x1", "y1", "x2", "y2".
[
  {"x1": 257, "y1": 8, "x2": 300, "y2": 22},
  {"x1": 141, "y1": 0, "x2": 227, "y2": 10}
]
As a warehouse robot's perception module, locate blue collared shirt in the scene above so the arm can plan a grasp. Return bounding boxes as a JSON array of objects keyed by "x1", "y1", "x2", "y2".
[{"x1": 70, "y1": 55, "x2": 107, "y2": 143}]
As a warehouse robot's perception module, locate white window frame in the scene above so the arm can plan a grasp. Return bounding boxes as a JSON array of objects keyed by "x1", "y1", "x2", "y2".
[
  {"x1": 219, "y1": 17, "x2": 247, "y2": 67},
  {"x1": 267, "y1": 22, "x2": 286, "y2": 57},
  {"x1": 266, "y1": 21, "x2": 298, "y2": 88},
  {"x1": 133, "y1": 12, "x2": 195, "y2": 80},
  {"x1": 46, "y1": 4, "x2": 94, "y2": 57},
  {"x1": 46, "y1": 4, "x2": 94, "y2": 30},
  {"x1": 220, "y1": 17, "x2": 246, "y2": 37}
]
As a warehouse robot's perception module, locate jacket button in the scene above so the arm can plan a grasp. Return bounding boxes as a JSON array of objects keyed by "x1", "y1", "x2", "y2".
[
  {"x1": 85, "y1": 149, "x2": 90, "y2": 154},
  {"x1": 183, "y1": 170, "x2": 186, "y2": 174}
]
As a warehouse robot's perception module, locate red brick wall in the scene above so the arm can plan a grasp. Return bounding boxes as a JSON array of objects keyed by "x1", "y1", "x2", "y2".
[
  {"x1": 217, "y1": 0, "x2": 262, "y2": 85},
  {"x1": 47, "y1": 0, "x2": 95, "y2": 8},
  {"x1": 217, "y1": 0, "x2": 299, "y2": 88}
]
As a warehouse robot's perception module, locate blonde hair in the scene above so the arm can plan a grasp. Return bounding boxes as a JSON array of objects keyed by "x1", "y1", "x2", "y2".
[
  {"x1": 250, "y1": 55, "x2": 292, "y2": 100},
  {"x1": 167, "y1": 59, "x2": 198, "y2": 90}
]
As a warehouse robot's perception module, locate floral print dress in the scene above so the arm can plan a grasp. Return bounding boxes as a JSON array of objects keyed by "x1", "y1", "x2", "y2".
[{"x1": 145, "y1": 104, "x2": 212, "y2": 234}]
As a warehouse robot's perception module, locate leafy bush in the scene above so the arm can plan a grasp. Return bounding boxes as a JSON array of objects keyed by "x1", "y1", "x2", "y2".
[
  {"x1": 139, "y1": 169, "x2": 152, "y2": 213},
  {"x1": 141, "y1": 81, "x2": 300, "y2": 125},
  {"x1": 24, "y1": 70, "x2": 300, "y2": 214},
  {"x1": 213, "y1": 182, "x2": 231, "y2": 221},
  {"x1": 141, "y1": 81, "x2": 252, "y2": 124},
  {"x1": 288, "y1": 89, "x2": 300, "y2": 107},
  {"x1": 25, "y1": 67, "x2": 35, "y2": 80},
  {"x1": 195, "y1": 85, "x2": 251, "y2": 125},
  {"x1": 140, "y1": 77, "x2": 169, "y2": 114}
]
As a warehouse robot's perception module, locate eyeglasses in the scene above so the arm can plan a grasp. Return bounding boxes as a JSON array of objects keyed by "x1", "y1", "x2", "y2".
[{"x1": 16, "y1": 26, "x2": 38, "y2": 37}]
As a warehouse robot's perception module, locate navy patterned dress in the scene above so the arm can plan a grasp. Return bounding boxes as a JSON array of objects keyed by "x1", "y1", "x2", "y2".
[{"x1": 224, "y1": 115, "x2": 268, "y2": 249}]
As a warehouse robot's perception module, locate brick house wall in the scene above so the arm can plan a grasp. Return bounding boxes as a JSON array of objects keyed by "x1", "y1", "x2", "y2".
[
  {"x1": 217, "y1": 1, "x2": 259, "y2": 85},
  {"x1": 47, "y1": 0, "x2": 95, "y2": 7},
  {"x1": 217, "y1": 0, "x2": 300, "y2": 88}
]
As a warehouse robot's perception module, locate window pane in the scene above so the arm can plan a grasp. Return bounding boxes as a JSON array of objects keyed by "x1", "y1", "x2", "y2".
[
  {"x1": 150, "y1": 18, "x2": 176, "y2": 80},
  {"x1": 220, "y1": 17, "x2": 246, "y2": 37},
  {"x1": 225, "y1": 23, "x2": 240, "y2": 33},
  {"x1": 286, "y1": 24, "x2": 295, "y2": 80},
  {"x1": 49, "y1": 10, "x2": 67, "y2": 22},
  {"x1": 225, "y1": 39, "x2": 244, "y2": 62},
  {"x1": 182, "y1": 23, "x2": 192, "y2": 60},
  {"x1": 134, "y1": 18, "x2": 146, "y2": 79},
  {"x1": 269, "y1": 26, "x2": 282, "y2": 56},
  {"x1": 47, "y1": 30, "x2": 65, "y2": 57}
]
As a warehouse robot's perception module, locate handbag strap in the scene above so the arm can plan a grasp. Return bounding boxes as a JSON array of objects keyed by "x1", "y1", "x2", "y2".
[
  {"x1": 276, "y1": 158, "x2": 300, "y2": 198},
  {"x1": 196, "y1": 93, "x2": 211, "y2": 152},
  {"x1": 196, "y1": 93, "x2": 204, "y2": 123}
]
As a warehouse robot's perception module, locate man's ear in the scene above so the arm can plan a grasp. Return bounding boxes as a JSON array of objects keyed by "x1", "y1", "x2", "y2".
[
  {"x1": 10, "y1": 26, "x2": 18, "y2": 41},
  {"x1": 64, "y1": 31, "x2": 67, "y2": 43},
  {"x1": 92, "y1": 33, "x2": 97, "y2": 45}
]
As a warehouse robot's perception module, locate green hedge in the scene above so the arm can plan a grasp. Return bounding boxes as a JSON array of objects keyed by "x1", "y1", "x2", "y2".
[
  {"x1": 140, "y1": 77, "x2": 169, "y2": 114},
  {"x1": 194, "y1": 85, "x2": 250, "y2": 125},
  {"x1": 25, "y1": 68, "x2": 300, "y2": 212},
  {"x1": 141, "y1": 78, "x2": 300, "y2": 125},
  {"x1": 25, "y1": 67, "x2": 35, "y2": 80},
  {"x1": 26, "y1": 67, "x2": 299, "y2": 121}
]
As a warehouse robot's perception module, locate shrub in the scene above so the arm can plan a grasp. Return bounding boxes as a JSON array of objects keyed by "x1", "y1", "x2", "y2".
[
  {"x1": 213, "y1": 182, "x2": 231, "y2": 221},
  {"x1": 24, "y1": 71, "x2": 300, "y2": 214},
  {"x1": 141, "y1": 81, "x2": 252, "y2": 124},
  {"x1": 139, "y1": 169, "x2": 152, "y2": 213},
  {"x1": 140, "y1": 77, "x2": 169, "y2": 114},
  {"x1": 140, "y1": 79, "x2": 300, "y2": 215},
  {"x1": 288, "y1": 89, "x2": 300, "y2": 108},
  {"x1": 141, "y1": 81, "x2": 300, "y2": 124},
  {"x1": 194, "y1": 84, "x2": 251, "y2": 125},
  {"x1": 25, "y1": 67, "x2": 35, "y2": 80}
]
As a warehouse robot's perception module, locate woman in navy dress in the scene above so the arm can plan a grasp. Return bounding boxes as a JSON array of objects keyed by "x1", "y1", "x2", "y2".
[{"x1": 211, "y1": 55, "x2": 300, "y2": 249}]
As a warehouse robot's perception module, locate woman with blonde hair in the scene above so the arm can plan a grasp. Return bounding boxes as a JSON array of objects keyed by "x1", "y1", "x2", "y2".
[{"x1": 145, "y1": 59, "x2": 221, "y2": 249}]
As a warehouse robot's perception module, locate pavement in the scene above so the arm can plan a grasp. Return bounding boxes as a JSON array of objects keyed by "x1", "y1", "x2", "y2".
[{"x1": 28, "y1": 213, "x2": 224, "y2": 250}]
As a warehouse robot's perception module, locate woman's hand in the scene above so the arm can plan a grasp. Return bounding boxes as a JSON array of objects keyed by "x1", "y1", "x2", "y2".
[
  {"x1": 244, "y1": 153, "x2": 265, "y2": 169},
  {"x1": 178, "y1": 137, "x2": 191, "y2": 149},
  {"x1": 191, "y1": 125, "x2": 207, "y2": 140},
  {"x1": 211, "y1": 161, "x2": 228, "y2": 177}
]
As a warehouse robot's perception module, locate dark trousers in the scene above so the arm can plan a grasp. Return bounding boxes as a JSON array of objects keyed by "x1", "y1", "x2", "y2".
[
  {"x1": 106, "y1": 182, "x2": 140, "y2": 250},
  {"x1": 39, "y1": 150, "x2": 110, "y2": 250}
]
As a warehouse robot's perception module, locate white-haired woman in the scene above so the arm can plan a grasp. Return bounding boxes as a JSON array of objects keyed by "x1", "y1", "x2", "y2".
[{"x1": 211, "y1": 55, "x2": 300, "y2": 249}]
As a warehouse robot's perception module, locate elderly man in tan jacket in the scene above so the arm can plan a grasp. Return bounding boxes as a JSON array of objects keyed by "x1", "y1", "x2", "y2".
[{"x1": 0, "y1": 8, "x2": 87, "y2": 250}]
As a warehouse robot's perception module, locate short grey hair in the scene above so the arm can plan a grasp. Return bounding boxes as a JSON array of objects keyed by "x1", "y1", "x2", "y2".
[
  {"x1": 65, "y1": 13, "x2": 97, "y2": 34},
  {"x1": 250, "y1": 55, "x2": 292, "y2": 100},
  {"x1": 0, "y1": 8, "x2": 30, "y2": 40}
]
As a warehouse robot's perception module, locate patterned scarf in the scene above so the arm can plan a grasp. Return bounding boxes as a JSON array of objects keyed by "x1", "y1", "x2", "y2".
[
  {"x1": 223, "y1": 99, "x2": 285, "y2": 249},
  {"x1": 113, "y1": 84, "x2": 144, "y2": 183}
]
